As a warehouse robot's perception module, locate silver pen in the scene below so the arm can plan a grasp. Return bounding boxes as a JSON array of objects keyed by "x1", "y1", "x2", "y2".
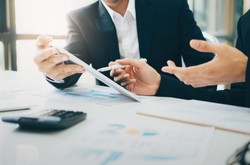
[
  {"x1": 97, "y1": 58, "x2": 147, "y2": 72},
  {"x1": 97, "y1": 65, "x2": 129, "y2": 72}
]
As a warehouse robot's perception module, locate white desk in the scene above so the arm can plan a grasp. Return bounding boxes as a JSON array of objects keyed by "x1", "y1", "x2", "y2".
[{"x1": 0, "y1": 71, "x2": 249, "y2": 165}]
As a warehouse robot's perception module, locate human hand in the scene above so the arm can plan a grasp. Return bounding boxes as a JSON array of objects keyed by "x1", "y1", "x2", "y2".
[
  {"x1": 33, "y1": 35, "x2": 85, "y2": 81},
  {"x1": 162, "y1": 40, "x2": 248, "y2": 87},
  {"x1": 110, "y1": 58, "x2": 161, "y2": 96}
]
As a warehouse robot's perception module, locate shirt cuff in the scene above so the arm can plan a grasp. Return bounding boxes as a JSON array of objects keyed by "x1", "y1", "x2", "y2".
[{"x1": 46, "y1": 76, "x2": 65, "y2": 84}]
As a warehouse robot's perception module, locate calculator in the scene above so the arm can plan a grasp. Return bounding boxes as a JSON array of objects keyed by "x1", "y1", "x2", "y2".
[{"x1": 2, "y1": 109, "x2": 87, "y2": 130}]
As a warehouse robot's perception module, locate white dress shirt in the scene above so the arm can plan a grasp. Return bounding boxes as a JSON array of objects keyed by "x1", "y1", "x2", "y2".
[
  {"x1": 50, "y1": 1, "x2": 140, "y2": 83},
  {"x1": 101, "y1": 0, "x2": 140, "y2": 59}
]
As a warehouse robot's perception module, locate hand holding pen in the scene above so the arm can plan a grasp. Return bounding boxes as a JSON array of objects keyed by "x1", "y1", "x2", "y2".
[
  {"x1": 97, "y1": 58, "x2": 147, "y2": 72},
  {"x1": 107, "y1": 58, "x2": 148, "y2": 87},
  {"x1": 97, "y1": 65, "x2": 129, "y2": 72},
  {"x1": 109, "y1": 58, "x2": 161, "y2": 96}
]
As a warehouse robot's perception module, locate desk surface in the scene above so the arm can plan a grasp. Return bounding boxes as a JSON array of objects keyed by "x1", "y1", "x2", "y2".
[{"x1": 0, "y1": 71, "x2": 249, "y2": 165}]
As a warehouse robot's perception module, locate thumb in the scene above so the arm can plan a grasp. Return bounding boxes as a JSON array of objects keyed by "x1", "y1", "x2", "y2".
[
  {"x1": 190, "y1": 39, "x2": 220, "y2": 54},
  {"x1": 161, "y1": 60, "x2": 177, "y2": 74},
  {"x1": 108, "y1": 61, "x2": 117, "y2": 66},
  {"x1": 167, "y1": 60, "x2": 176, "y2": 67},
  {"x1": 36, "y1": 35, "x2": 53, "y2": 49}
]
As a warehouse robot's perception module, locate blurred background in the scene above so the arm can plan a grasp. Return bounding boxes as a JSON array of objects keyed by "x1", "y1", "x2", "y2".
[{"x1": 0, "y1": 0, "x2": 249, "y2": 74}]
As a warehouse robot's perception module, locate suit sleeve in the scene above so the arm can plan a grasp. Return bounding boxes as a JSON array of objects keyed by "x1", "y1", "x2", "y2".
[
  {"x1": 47, "y1": 12, "x2": 91, "y2": 89},
  {"x1": 236, "y1": 11, "x2": 250, "y2": 106},
  {"x1": 173, "y1": 0, "x2": 217, "y2": 91},
  {"x1": 179, "y1": 0, "x2": 214, "y2": 66},
  {"x1": 246, "y1": 59, "x2": 250, "y2": 106},
  {"x1": 156, "y1": 75, "x2": 246, "y2": 107},
  {"x1": 154, "y1": 10, "x2": 250, "y2": 107},
  {"x1": 235, "y1": 13, "x2": 250, "y2": 107}
]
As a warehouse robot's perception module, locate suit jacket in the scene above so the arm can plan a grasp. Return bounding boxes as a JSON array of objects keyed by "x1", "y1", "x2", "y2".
[
  {"x1": 157, "y1": 10, "x2": 250, "y2": 107},
  {"x1": 246, "y1": 59, "x2": 250, "y2": 106},
  {"x1": 238, "y1": 10, "x2": 250, "y2": 107},
  {"x1": 51, "y1": 0, "x2": 214, "y2": 89}
]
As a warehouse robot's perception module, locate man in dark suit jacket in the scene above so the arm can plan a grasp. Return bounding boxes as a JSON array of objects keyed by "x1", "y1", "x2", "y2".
[
  {"x1": 238, "y1": 10, "x2": 250, "y2": 107},
  {"x1": 162, "y1": 10, "x2": 250, "y2": 107},
  {"x1": 34, "y1": 0, "x2": 215, "y2": 91},
  {"x1": 112, "y1": 10, "x2": 250, "y2": 107},
  {"x1": 247, "y1": 59, "x2": 250, "y2": 107},
  {"x1": 247, "y1": 59, "x2": 250, "y2": 106}
]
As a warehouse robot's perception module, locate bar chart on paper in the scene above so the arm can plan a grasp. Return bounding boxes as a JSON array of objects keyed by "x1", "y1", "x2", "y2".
[{"x1": 60, "y1": 118, "x2": 214, "y2": 165}]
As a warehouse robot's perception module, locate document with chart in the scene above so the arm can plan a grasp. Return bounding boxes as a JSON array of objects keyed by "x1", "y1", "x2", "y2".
[
  {"x1": 28, "y1": 86, "x2": 138, "y2": 107},
  {"x1": 60, "y1": 117, "x2": 214, "y2": 165}
]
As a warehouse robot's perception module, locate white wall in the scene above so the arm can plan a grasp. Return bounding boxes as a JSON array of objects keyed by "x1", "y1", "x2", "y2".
[
  {"x1": 0, "y1": 42, "x2": 4, "y2": 70},
  {"x1": 187, "y1": 0, "x2": 194, "y2": 10},
  {"x1": 244, "y1": 0, "x2": 250, "y2": 13}
]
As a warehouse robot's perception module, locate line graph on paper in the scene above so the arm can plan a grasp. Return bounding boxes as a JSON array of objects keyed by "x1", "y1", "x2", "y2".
[{"x1": 28, "y1": 86, "x2": 134, "y2": 106}]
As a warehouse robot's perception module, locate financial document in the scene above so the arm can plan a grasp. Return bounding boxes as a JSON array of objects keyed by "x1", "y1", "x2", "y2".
[
  {"x1": 137, "y1": 100, "x2": 250, "y2": 135},
  {"x1": 0, "y1": 116, "x2": 214, "y2": 165},
  {"x1": 61, "y1": 117, "x2": 214, "y2": 165},
  {"x1": 28, "y1": 86, "x2": 138, "y2": 107}
]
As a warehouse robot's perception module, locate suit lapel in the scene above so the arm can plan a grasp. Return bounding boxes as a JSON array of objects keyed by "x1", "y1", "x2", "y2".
[
  {"x1": 95, "y1": 1, "x2": 120, "y2": 61},
  {"x1": 136, "y1": 0, "x2": 154, "y2": 60}
]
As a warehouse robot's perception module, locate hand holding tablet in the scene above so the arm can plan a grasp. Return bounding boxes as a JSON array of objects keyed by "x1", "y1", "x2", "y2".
[{"x1": 56, "y1": 48, "x2": 141, "y2": 102}]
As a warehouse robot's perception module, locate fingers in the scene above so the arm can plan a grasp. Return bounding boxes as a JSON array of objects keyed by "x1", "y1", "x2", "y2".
[
  {"x1": 190, "y1": 82, "x2": 211, "y2": 88},
  {"x1": 110, "y1": 69, "x2": 131, "y2": 84},
  {"x1": 46, "y1": 64, "x2": 84, "y2": 81},
  {"x1": 34, "y1": 46, "x2": 84, "y2": 81},
  {"x1": 115, "y1": 58, "x2": 147, "y2": 69},
  {"x1": 161, "y1": 60, "x2": 179, "y2": 74},
  {"x1": 38, "y1": 55, "x2": 69, "y2": 71},
  {"x1": 114, "y1": 73, "x2": 130, "y2": 84},
  {"x1": 181, "y1": 79, "x2": 205, "y2": 87},
  {"x1": 161, "y1": 60, "x2": 177, "y2": 74},
  {"x1": 161, "y1": 60, "x2": 204, "y2": 85},
  {"x1": 34, "y1": 48, "x2": 62, "y2": 63},
  {"x1": 34, "y1": 36, "x2": 86, "y2": 82},
  {"x1": 36, "y1": 35, "x2": 53, "y2": 50},
  {"x1": 110, "y1": 67, "x2": 129, "y2": 77},
  {"x1": 121, "y1": 79, "x2": 136, "y2": 87},
  {"x1": 109, "y1": 61, "x2": 120, "y2": 77},
  {"x1": 190, "y1": 39, "x2": 221, "y2": 54},
  {"x1": 167, "y1": 60, "x2": 176, "y2": 67},
  {"x1": 108, "y1": 63, "x2": 136, "y2": 87}
]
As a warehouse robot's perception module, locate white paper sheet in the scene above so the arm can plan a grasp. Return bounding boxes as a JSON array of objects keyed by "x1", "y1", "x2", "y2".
[
  {"x1": 28, "y1": 85, "x2": 138, "y2": 107},
  {"x1": 0, "y1": 71, "x2": 44, "y2": 92},
  {"x1": 62, "y1": 117, "x2": 214, "y2": 165},
  {"x1": 0, "y1": 91, "x2": 37, "y2": 112},
  {"x1": 137, "y1": 100, "x2": 250, "y2": 135}
]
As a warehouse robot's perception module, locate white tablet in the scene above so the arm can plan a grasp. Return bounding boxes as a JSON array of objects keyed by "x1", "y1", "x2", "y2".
[{"x1": 57, "y1": 48, "x2": 141, "y2": 102}]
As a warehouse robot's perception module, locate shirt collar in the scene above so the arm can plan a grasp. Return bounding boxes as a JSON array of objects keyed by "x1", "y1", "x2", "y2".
[{"x1": 101, "y1": 0, "x2": 136, "y2": 20}]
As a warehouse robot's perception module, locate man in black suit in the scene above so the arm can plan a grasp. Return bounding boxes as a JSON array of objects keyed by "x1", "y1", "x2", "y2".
[
  {"x1": 163, "y1": 10, "x2": 250, "y2": 107},
  {"x1": 112, "y1": 10, "x2": 250, "y2": 107},
  {"x1": 34, "y1": 0, "x2": 215, "y2": 91}
]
